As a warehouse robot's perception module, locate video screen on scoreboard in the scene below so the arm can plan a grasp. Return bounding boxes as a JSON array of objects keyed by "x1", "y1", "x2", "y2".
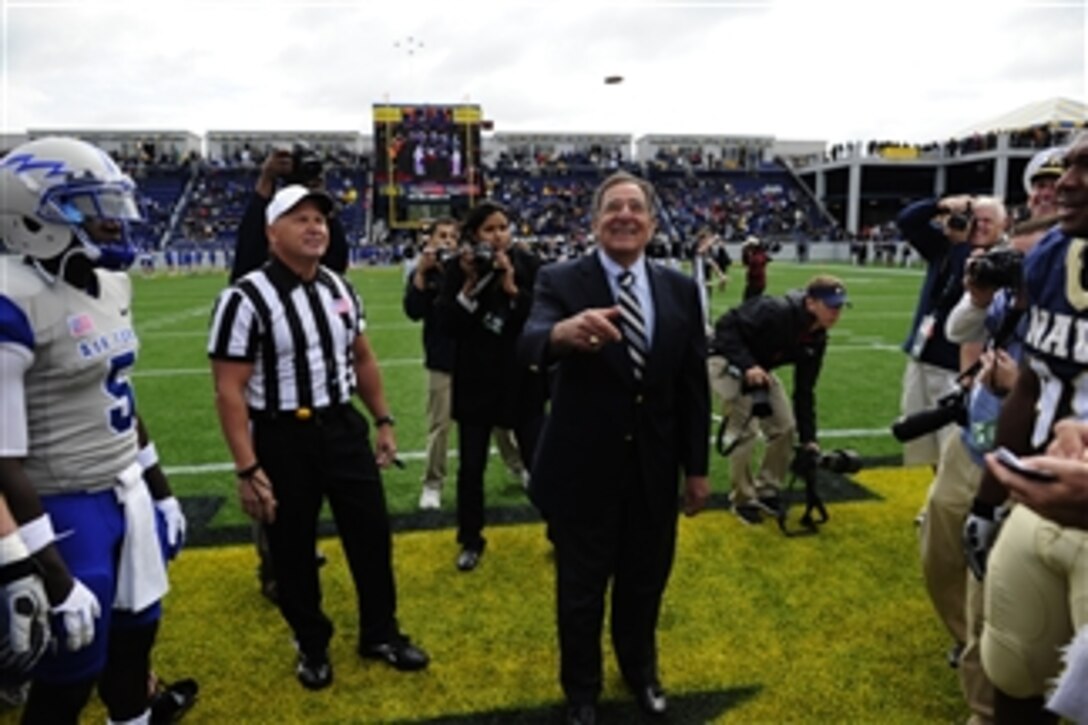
[{"x1": 373, "y1": 104, "x2": 481, "y2": 191}]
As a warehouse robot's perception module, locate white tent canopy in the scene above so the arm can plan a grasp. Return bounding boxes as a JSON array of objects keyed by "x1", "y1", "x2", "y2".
[{"x1": 956, "y1": 97, "x2": 1086, "y2": 137}]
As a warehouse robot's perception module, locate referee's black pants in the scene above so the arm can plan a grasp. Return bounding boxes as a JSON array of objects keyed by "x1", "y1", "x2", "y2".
[
  {"x1": 549, "y1": 450, "x2": 678, "y2": 706},
  {"x1": 254, "y1": 405, "x2": 399, "y2": 658}
]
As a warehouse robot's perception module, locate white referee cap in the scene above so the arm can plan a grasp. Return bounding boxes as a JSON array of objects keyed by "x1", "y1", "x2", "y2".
[{"x1": 266, "y1": 185, "x2": 333, "y2": 225}]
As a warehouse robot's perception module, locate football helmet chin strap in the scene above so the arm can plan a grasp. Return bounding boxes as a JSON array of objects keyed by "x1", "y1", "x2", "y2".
[{"x1": 71, "y1": 222, "x2": 137, "y2": 271}]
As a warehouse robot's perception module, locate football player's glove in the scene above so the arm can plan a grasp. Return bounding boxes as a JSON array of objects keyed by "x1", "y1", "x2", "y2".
[
  {"x1": 52, "y1": 579, "x2": 100, "y2": 652},
  {"x1": 155, "y1": 497, "x2": 186, "y2": 559},
  {"x1": 0, "y1": 534, "x2": 50, "y2": 683},
  {"x1": 963, "y1": 498, "x2": 1009, "y2": 581}
]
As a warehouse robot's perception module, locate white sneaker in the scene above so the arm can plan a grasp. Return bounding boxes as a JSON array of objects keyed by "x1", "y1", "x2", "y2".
[{"x1": 418, "y1": 488, "x2": 441, "y2": 510}]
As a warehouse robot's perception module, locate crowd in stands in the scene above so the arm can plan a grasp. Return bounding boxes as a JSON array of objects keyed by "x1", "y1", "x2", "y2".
[
  {"x1": 825, "y1": 122, "x2": 1082, "y2": 163},
  {"x1": 648, "y1": 146, "x2": 764, "y2": 172},
  {"x1": 7, "y1": 117, "x2": 1076, "y2": 266},
  {"x1": 491, "y1": 145, "x2": 630, "y2": 174},
  {"x1": 652, "y1": 175, "x2": 833, "y2": 242}
]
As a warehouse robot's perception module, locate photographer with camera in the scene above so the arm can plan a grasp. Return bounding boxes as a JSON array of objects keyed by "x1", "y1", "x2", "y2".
[
  {"x1": 230, "y1": 143, "x2": 347, "y2": 282},
  {"x1": 708, "y1": 274, "x2": 848, "y2": 524},
  {"x1": 404, "y1": 219, "x2": 459, "y2": 510},
  {"x1": 436, "y1": 201, "x2": 544, "y2": 571},
  {"x1": 896, "y1": 194, "x2": 1007, "y2": 468}
]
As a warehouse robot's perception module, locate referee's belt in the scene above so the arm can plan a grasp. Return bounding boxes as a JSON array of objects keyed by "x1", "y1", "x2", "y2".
[{"x1": 249, "y1": 403, "x2": 353, "y2": 424}]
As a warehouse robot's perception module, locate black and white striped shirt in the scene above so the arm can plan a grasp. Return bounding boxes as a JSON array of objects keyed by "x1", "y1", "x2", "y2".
[{"x1": 207, "y1": 258, "x2": 364, "y2": 412}]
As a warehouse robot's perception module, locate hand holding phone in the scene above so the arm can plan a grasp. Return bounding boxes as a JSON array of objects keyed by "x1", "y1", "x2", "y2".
[{"x1": 993, "y1": 446, "x2": 1058, "y2": 483}]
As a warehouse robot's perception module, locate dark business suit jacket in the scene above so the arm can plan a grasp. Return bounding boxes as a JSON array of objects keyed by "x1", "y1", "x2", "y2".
[{"x1": 519, "y1": 253, "x2": 709, "y2": 521}]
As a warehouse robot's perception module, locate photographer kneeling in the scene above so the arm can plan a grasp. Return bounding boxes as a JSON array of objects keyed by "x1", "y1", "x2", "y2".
[{"x1": 708, "y1": 275, "x2": 847, "y2": 524}]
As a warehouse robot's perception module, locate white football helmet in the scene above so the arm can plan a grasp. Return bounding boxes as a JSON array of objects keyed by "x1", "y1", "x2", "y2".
[{"x1": 0, "y1": 136, "x2": 143, "y2": 269}]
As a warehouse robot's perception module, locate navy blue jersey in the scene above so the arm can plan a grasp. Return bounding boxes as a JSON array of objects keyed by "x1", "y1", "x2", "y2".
[{"x1": 1021, "y1": 228, "x2": 1088, "y2": 445}]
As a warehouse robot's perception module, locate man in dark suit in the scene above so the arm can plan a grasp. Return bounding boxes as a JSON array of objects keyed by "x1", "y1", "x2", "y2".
[{"x1": 519, "y1": 171, "x2": 710, "y2": 724}]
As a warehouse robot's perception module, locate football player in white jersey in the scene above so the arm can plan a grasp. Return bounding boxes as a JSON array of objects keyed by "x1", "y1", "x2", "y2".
[{"x1": 0, "y1": 137, "x2": 185, "y2": 724}]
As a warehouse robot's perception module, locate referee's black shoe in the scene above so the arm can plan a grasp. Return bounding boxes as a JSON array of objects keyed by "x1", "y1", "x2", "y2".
[
  {"x1": 359, "y1": 633, "x2": 429, "y2": 671},
  {"x1": 296, "y1": 651, "x2": 332, "y2": 690}
]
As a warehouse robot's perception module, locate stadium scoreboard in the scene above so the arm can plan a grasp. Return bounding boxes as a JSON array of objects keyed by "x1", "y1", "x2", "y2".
[{"x1": 373, "y1": 103, "x2": 483, "y2": 229}]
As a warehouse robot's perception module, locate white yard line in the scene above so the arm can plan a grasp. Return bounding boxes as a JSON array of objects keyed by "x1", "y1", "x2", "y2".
[{"x1": 163, "y1": 428, "x2": 896, "y2": 476}]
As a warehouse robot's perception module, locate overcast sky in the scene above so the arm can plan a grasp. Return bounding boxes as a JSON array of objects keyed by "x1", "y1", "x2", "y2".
[{"x1": 1, "y1": 0, "x2": 1084, "y2": 145}]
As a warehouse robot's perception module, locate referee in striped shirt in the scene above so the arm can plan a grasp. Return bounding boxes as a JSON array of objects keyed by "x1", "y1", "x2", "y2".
[{"x1": 208, "y1": 185, "x2": 428, "y2": 690}]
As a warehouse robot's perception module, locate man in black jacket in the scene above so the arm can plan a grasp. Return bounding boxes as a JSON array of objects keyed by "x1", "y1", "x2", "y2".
[
  {"x1": 403, "y1": 218, "x2": 459, "y2": 510},
  {"x1": 708, "y1": 275, "x2": 847, "y2": 524},
  {"x1": 895, "y1": 195, "x2": 1005, "y2": 466}
]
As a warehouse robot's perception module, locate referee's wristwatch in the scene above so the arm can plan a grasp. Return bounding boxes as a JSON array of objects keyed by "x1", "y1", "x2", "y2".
[{"x1": 374, "y1": 414, "x2": 396, "y2": 428}]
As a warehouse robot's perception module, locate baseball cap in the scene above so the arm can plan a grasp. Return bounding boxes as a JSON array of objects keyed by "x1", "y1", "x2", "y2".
[
  {"x1": 265, "y1": 184, "x2": 333, "y2": 226},
  {"x1": 1022, "y1": 147, "x2": 1065, "y2": 194},
  {"x1": 806, "y1": 279, "x2": 849, "y2": 309}
]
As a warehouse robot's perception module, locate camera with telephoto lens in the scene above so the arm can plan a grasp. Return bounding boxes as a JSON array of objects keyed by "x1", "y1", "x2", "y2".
[
  {"x1": 791, "y1": 447, "x2": 863, "y2": 478},
  {"x1": 967, "y1": 246, "x2": 1024, "y2": 290},
  {"x1": 944, "y1": 202, "x2": 973, "y2": 232},
  {"x1": 890, "y1": 387, "x2": 969, "y2": 442},
  {"x1": 471, "y1": 242, "x2": 495, "y2": 276},
  {"x1": 285, "y1": 142, "x2": 323, "y2": 185},
  {"x1": 745, "y1": 385, "x2": 773, "y2": 418}
]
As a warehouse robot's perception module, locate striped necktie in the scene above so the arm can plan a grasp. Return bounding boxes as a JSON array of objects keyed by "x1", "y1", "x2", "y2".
[{"x1": 617, "y1": 271, "x2": 647, "y2": 380}]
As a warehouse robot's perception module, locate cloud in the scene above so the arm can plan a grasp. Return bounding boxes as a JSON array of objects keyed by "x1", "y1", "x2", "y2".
[{"x1": 2, "y1": 0, "x2": 1084, "y2": 145}]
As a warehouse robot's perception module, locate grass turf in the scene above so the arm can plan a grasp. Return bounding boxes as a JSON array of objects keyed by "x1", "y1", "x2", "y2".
[{"x1": 59, "y1": 464, "x2": 958, "y2": 724}]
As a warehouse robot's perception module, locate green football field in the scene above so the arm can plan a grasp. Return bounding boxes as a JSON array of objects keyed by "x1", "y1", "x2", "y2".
[
  {"x1": 130, "y1": 259, "x2": 923, "y2": 536},
  {"x1": 3, "y1": 259, "x2": 978, "y2": 723}
]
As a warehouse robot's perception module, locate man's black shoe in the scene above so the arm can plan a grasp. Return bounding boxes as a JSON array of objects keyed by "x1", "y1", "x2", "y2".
[
  {"x1": 566, "y1": 703, "x2": 597, "y2": 725},
  {"x1": 457, "y1": 540, "x2": 486, "y2": 572},
  {"x1": 296, "y1": 651, "x2": 332, "y2": 690},
  {"x1": 630, "y1": 681, "x2": 667, "y2": 717},
  {"x1": 755, "y1": 495, "x2": 782, "y2": 518},
  {"x1": 359, "y1": 633, "x2": 429, "y2": 671},
  {"x1": 149, "y1": 678, "x2": 198, "y2": 723},
  {"x1": 733, "y1": 504, "x2": 763, "y2": 525}
]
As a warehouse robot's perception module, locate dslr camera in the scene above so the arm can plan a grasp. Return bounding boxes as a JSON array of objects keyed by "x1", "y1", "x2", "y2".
[
  {"x1": 285, "y1": 142, "x2": 324, "y2": 185},
  {"x1": 790, "y1": 446, "x2": 863, "y2": 478},
  {"x1": 942, "y1": 201, "x2": 973, "y2": 233},
  {"x1": 747, "y1": 386, "x2": 773, "y2": 418},
  {"x1": 891, "y1": 386, "x2": 968, "y2": 442},
  {"x1": 967, "y1": 246, "x2": 1024, "y2": 290},
  {"x1": 471, "y1": 242, "x2": 495, "y2": 276}
]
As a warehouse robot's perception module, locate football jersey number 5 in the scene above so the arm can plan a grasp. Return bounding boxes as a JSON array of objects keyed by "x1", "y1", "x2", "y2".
[{"x1": 105, "y1": 350, "x2": 136, "y2": 434}]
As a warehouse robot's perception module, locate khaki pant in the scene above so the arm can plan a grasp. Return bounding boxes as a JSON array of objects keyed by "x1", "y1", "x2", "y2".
[
  {"x1": 900, "y1": 359, "x2": 960, "y2": 467},
  {"x1": 707, "y1": 356, "x2": 794, "y2": 505},
  {"x1": 983, "y1": 505, "x2": 1088, "y2": 698},
  {"x1": 918, "y1": 433, "x2": 993, "y2": 721},
  {"x1": 422, "y1": 369, "x2": 452, "y2": 491}
]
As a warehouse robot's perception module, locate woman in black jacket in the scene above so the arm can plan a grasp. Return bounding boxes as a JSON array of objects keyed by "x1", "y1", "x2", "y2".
[{"x1": 437, "y1": 201, "x2": 544, "y2": 571}]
